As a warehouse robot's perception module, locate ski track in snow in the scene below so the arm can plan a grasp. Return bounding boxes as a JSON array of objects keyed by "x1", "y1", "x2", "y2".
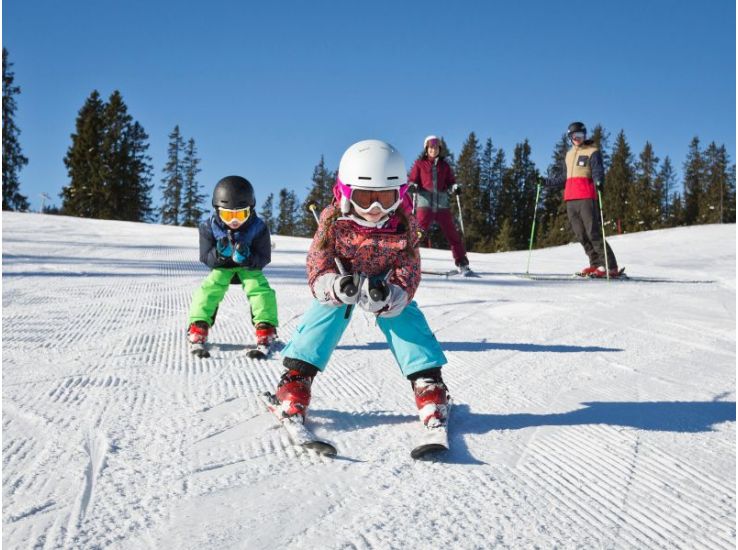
[{"x1": 2, "y1": 213, "x2": 735, "y2": 549}]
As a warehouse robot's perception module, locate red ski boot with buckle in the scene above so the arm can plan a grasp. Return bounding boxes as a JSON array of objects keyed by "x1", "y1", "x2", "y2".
[
  {"x1": 274, "y1": 368, "x2": 314, "y2": 420},
  {"x1": 247, "y1": 322, "x2": 278, "y2": 359}
]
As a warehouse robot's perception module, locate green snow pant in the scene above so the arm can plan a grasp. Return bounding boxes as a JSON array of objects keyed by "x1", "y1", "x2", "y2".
[{"x1": 188, "y1": 268, "x2": 278, "y2": 327}]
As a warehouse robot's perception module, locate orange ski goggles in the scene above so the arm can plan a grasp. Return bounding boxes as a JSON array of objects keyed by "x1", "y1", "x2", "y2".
[{"x1": 218, "y1": 207, "x2": 250, "y2": 224}]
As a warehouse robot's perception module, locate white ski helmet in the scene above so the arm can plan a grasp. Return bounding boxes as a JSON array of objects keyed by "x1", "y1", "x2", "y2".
[
  {"x1": 423, "y1": 135, "x2": 440, "y2": 149},
  {"x1": 336, "y1": 139, "x2": 408, "y2": 226}
]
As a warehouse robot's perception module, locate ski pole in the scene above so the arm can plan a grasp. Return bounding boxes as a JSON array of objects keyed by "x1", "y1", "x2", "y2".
[
  {"x1": 334, "y1": 258, "x2": 357, "y2": 319},
  {"x1": 525, "y1": 181, "x2": 542, "y2": 275},
  {"x1": 409, "y1": 183, "x2": 418, "y2": 215},
  {"x1": 455, "y1": 193, "x2": 465, "y2": 235},
  {"x1": 307, "y1": 202, "x2": 320, "y2": 225},
  {"x1": 597, "y1": 188, "x2": 610, "y2": 282}
]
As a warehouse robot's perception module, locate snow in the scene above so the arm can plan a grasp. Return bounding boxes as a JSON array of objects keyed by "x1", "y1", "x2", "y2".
[{"x1": 2, "y1": 211, "x2": 735, "y2": 549}]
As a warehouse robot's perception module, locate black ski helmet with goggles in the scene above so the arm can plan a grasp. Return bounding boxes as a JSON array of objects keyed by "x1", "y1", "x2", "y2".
[
  {"x1": 212, "y1": 176, "x2": 256, "y2": 210},
  {"x1": 567, "y1": 122, "x2": 587, "y2": 138}
]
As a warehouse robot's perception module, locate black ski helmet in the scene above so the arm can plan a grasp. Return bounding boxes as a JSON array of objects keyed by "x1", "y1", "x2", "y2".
[
  {"x1": 212, "y1": 176, "x2": 256, "y2": 210},
  {"x1": 567, "y1": 121, "x2": 587, "y2": 137}
]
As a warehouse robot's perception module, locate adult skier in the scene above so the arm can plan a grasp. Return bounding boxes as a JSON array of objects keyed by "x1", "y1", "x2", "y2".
[
  {"x1": 408, "y1": 135, "x2": 472, "y2": 275},
  {"x1": 546, "y1": 122, "x2": 620, "y2": 277},
  {"x1": 187, "y1": 175, "x2": 279, "y2": 358}
]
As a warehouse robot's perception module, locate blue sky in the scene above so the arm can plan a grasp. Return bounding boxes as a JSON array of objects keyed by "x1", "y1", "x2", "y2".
[{"x1": 4, "y1": 0, "x2": 736, "y2": 213}]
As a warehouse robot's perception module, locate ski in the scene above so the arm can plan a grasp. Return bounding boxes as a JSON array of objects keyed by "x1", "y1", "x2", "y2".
[
  {"x1": 259, "y1": 392, "x2": 337, "y2": 457},
  {"x1": 410, "y1": 426, "x2": 449, "y2": 459},
  {"x1": 574, "y1": 267, "x2": 628, "y2": 279},
  {"x1": 246, "y1": 340, "x2": 283, "y2": 360},
  {"x1": 410, "y1": 399, "x2": 452, "y2": 460},
  {"x1": 422, "y1": 268, "x2": 481, "y2": 278},
  {"x1": 189, "y1": 342, "x2": 210, "y2": 358},
  {"x1": 421, "y1": 269, "x2": 459, "y2": 278}
]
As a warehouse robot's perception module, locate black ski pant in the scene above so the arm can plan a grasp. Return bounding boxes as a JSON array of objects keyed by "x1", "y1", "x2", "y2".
[{"x1": 566, "y1": 199, "x2": 617, "y2": 269}]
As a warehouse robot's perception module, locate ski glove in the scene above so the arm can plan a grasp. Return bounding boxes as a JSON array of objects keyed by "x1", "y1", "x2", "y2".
[
  {"x1": 233, "y1": 242, "x2": 250, "y2": 265},
  {"x1": 333, "y1": 273, "x2": 361, "y2": 305},
  {"x1": 216, "y1": 237, "x2": 233, "y2": 258},
  {"x1": 358, "y1": 277, "x2": 409, "y2": 317},
  {"x1": 450, "y1": 184, "x2": 462, "y2": 196},
  {"x1": 312, "y1": 272, "x2": 361, "y2": 306}
]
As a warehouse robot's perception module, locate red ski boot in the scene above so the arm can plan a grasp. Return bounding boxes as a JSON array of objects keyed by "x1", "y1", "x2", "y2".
[
  {"x1": 255, "y1": 322, "x2": 277, "y2": 347},
  {"x1": 412, "y1": 375, "x2": 450, "y2": 428},
  {"x1": 187, "y1": 321, "x2": 209, "y2": 344},
  {"x1": 275, "y1": 368, "x2": 315, "y2": 420},
  {"x1": 578, "y1": 266, "x2": 599, "y2": 277}
]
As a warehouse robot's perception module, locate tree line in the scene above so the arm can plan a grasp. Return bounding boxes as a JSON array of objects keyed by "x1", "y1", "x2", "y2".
[{"x1": 3, "y1": 48, "x2": 736, "y2": 254}]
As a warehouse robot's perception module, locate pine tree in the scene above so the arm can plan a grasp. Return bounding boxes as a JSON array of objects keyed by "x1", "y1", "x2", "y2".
[
  {"x1": 682, "y1": 137, "x2": 704, "y2": 225},
  {"x1": 62, "y1": 90, "x2": 153, "y2": 221},
  {"x1": 630, "y1": 142, "x2": 660, "y2": 231},
  {"x1": 603, "y1": 130, "x2": 634, "y2": 233},
  {"x1": 276, "y1": 188, "x2": 300, "y2": 235},
  {"x1": 454, "y1": 132, "x2": 483, "y2": 251},
  {"x1": 479, "y1": 139, "x2": 497, "y2": 244},
  {"x1": 260, "y1": 192, "x2": 275, "y2": 233},
  {"x1": 300, "y1": 155, "x2": 335, "y2": 235},
  {"x1": 488, "y1": 148, "x2": 506, "y2": 243},
  {"x1": 105, "y1": 92, "x2": 154, "y2": 221},
  {"x1": 2, "y1": 48, "x2": 29, "y2": 211},
  {"x1": 701, "y1": 142, "x2": 734, "y2": 224},
  {"x1": 590, "y1": 124, "x2": 611, "y2": 171},
  {"x1": 160, "y1": 125, "x2": 185, "y2": 225},
  {"x1": 540, "y1": 134, "x2": 571, "y2": 247},
  {"x1": 493, "y1": 218, "x2": 515, "y2": 252},
  {"x1": 655, "y1": 156, "x2": 676, "y2": 226},
  {"x1": 61, "y1": 91, "x2": 106, "y2": 217},
  {"x1": 500, "y1": 140, "x2": 539, "y2": 249},
  {"x1": 181, "y1": 138, "x2": 205, "y2": 227}
]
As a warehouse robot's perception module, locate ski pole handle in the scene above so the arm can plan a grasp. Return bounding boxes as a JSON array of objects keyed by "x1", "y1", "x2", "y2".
[
  {"x1": 334, "y1": 258, "x2": 356, "y2": 318},
  {"x1": 307, "y1": 202, "x2": 320, "y2": 224},
  {"x1": 368, "y1": 271, "x2": 391, "y2": 302}
]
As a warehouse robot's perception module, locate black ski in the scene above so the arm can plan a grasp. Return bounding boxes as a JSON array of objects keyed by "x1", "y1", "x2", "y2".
[{"x1": 189, "y1": 342, "x2": 210, "y2": 358}]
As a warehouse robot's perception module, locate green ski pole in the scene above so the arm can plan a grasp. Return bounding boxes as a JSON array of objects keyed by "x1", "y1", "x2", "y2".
[{"x1": 525, "y1": 181, "x2": 542, "y2": 275}]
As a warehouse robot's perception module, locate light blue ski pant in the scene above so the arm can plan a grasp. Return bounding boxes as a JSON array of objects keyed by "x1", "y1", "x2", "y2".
[{"x1": 282, "y1": 299, "x2": 447, "y2": 378}]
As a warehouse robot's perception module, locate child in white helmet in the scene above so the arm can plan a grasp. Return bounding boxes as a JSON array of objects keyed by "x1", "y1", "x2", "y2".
[{"x1": 269, "y1": 139, "x2": 450, "y2": 451}]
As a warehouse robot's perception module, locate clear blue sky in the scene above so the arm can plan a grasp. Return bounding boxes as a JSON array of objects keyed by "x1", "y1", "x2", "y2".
[{"x1": 4, "y1": 0, "x2": 736, "y2": 213}]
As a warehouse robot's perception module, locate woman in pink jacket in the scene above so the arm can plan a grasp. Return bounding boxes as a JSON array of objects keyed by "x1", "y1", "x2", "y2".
[{"x1": 408, "y1": 135, "x2": 471, "y2": 274}]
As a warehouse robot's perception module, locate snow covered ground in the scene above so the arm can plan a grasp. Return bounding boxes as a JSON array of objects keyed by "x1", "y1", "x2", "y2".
[{"x1": 2, "y1": 212, "x2": 735, "y2": 549}]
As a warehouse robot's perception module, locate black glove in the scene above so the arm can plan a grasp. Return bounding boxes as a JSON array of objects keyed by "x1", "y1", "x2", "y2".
[{"x1": 450, "y1": 184, "x2": 462, "y2": 196}]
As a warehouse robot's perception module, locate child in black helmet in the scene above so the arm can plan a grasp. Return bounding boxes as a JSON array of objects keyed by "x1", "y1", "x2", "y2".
[{"x1": 187, "y1": 176, "x2": 279, "y2": 357}]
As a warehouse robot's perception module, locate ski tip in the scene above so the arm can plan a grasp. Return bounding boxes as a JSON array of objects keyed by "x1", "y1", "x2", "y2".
[
  {"x1": 304, "y1": 441, "x2": 338, "y2": 457},
  {"x1": 190, "y1": 347, "x2": 210, "y2": 358},
  {"x1": 410, "y1": 443, "x2": 449, "y2": 460}
]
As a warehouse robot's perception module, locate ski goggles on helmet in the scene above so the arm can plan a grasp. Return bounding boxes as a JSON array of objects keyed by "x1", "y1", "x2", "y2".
[
  {"x1": 218, "y1": 206, "x2": 250, "y2": 224},
  {"x1": 336, "y1": 178, "x2": 409, "y2": 214},
  {"x1": 426, "y1": 138, "x2": 440, "y2": 148},
  {"x1": 569, "y1": 131, "x2": 585, "y2": 141}
]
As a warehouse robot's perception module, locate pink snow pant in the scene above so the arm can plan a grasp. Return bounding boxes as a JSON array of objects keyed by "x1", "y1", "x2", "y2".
[{"x1": 415, "y1": 207, "x2": 468, "y2": 266}]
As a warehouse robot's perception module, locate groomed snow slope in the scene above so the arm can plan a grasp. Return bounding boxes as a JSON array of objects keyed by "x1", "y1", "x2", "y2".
[{"x1": 2, "y1": 212, "x2": 735, "y2": 549}]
